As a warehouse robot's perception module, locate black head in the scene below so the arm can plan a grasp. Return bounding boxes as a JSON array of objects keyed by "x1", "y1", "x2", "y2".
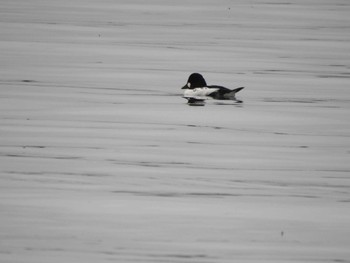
[{"x1": 181, "y1": 73, "x2": 207, "y2": 89}]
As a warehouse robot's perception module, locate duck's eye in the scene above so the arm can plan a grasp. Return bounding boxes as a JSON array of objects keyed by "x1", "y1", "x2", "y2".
[{"x1": 187, "y1": 83, "x2": 191, "y2": 88}]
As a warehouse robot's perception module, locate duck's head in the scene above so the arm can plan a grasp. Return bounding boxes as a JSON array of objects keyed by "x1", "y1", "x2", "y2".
[{"x1": 181, "y1": 73, "x2": 207, "y2": 89}]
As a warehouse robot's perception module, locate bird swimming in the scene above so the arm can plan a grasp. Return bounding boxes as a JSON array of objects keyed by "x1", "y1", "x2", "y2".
[{"x1": 181, "y1": 73, "x2": 244, "y2": 104}]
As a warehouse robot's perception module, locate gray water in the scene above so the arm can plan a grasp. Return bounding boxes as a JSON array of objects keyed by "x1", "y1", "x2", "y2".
[{"x1": 1, "y1": 1, "x2": 350, "y2": 262}]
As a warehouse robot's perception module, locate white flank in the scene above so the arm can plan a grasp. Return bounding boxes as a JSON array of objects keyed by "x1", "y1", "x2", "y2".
[{"x1": 183, "y1": 87, "x2": 219, "y2": 98}]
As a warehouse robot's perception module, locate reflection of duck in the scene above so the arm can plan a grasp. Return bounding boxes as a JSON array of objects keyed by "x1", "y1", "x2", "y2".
[{"x1": 181, "y1": 73, "x2": 244, "y2": 101}]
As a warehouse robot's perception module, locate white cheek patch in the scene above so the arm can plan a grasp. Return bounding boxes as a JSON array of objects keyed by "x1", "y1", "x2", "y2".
[{"x1": 187, "y1": 83, "x2": 191, "y2": 88}]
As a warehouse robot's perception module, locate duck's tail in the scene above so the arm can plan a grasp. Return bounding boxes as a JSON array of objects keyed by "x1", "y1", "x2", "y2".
[
  {"x1": 223, "y1": 87, "x2": 244, "y2": 100},
  {"x1": 231, "y1": 87, "x2": 244, "y2": 93}
]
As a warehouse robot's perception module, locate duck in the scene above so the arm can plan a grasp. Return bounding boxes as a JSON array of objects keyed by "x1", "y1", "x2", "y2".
[{"x1": 181, "y1": 73, "x2": 244, "y2": 102}]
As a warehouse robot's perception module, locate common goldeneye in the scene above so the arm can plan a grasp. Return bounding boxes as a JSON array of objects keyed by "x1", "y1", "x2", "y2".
[{"x1": 181, "y1": 73, "x2": 244, "y2": 102}]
